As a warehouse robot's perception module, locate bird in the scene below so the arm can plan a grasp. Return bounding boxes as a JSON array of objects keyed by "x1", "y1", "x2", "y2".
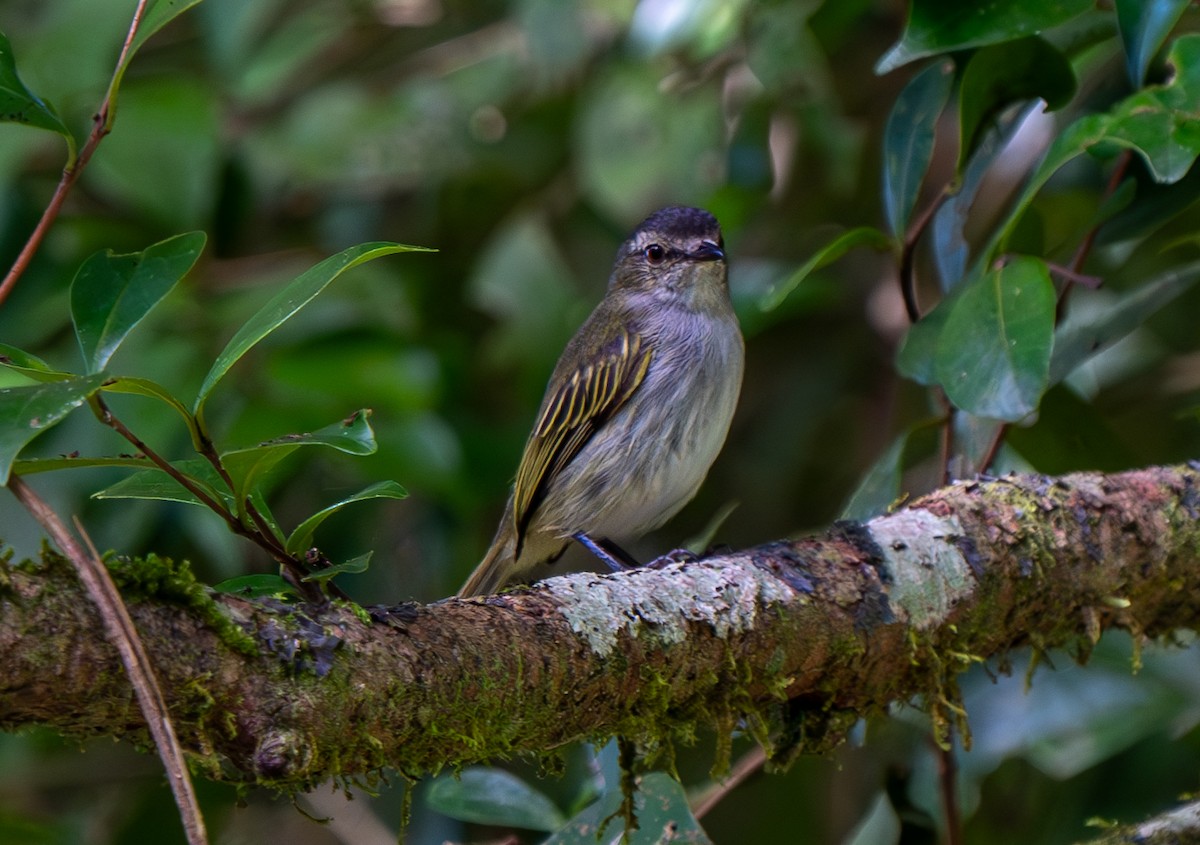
[{"x1": 457, "y1": 206, "x2": 744, "y2": 597}]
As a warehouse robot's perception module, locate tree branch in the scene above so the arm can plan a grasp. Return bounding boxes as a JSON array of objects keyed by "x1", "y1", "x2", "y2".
[{"x1": 2, "y1": 464, "x2": 1199, "y2": 788}]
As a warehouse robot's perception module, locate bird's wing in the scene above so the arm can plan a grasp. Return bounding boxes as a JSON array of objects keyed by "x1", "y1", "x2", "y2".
[{"x1": 511, "y1": 328, "x2": 653, "y2": 555}]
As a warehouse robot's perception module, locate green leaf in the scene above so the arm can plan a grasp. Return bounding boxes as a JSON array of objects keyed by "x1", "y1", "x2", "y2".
[
  {"x1": 759, "y1": 227, "x2": 893, "y2": 311},
  {"x1": 220, "y1": 410, "x2": 378, "y2": 511},
  {"x1": 0, "y1": 344, "x2": 70, "y2": 387},
  {"x1": 1049, "y1": 259, "x2": 1200, "y2": 385},
  {"x1": 128, "y1": 0, "x2": 208, "y2": 59},
  {"x1": 841, "y1": 422, "x2": 939, "y2": 521},
  {"x1": 0, "y1": 374, "x2": 109, "y2": 484},
  {"x1": 193, "y1": 242, "x2": 432, "y2": 416},
  {"x1": 93, "y1": 458, "x2": 228, "y2": 507},
  {"x1": 105, "y1": 0, "x2": 207, "y2": 106},
  {"x1": 0, "y1": 31, "x2": 74, "y2": 152},
  {"x1": 957, "y1": 38, "x2": 1076, "y2": 174},
  {"x1": 933, "y1": 102, "x2": 1040, "y2": 290},
  {"x1": 71, "y1": 232, "x2": 206, "y2": 373},
  {"x1": 935, "y1": 256, "x2": 1056, "y2": 421},
  {"x1": 985, "y1": 35, "x2": 1200, "y2": 263},
  {"x1": 285, "y1": 480, "x2": 407, "y2": 555},
  {"x1": 896, "y1": 285, "x2": 958, "y2": 385},
  {"x1": 101, "y1": 376, "x2": 204, "y2": 451},
  {"x1": 212, "y1": 574, "x2": 293, "y2": 597},
  {"x1": 0, "y1": 344, "x2": 55, "y2": 374},
  {"x1": 883, "y1": 60, "x2": 955, "y2": 238},
  {"x1": 14, "y1": 455, "x2": 155, "y2": 475},
  {"x1": 981, "y1": 114, "x2": 1111, "y2": 263},
  {"x1": 302, "y1": 552, "x2": 372, "y2": 584},
  {"x1": 544, "y1": 772, "x2": 712, "y2": 844},
  {"x1": 1101, "y1": 34, "x2": 1200, "y2": 183},
  {"x1": 1115, "y1": 0, "x2": 1190, "y2": 87},
  {"x1": 427, "y1": 767, "x2": 568, "y2": 832},
  {"x1": 876, "y1": 0, "x2": 1093, "y2": 74}
]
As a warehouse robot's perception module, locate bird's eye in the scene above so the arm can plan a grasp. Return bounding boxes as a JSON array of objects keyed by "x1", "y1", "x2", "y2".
[{"x1": 643, "y1": 244, "x2": 666, "y2": 264}]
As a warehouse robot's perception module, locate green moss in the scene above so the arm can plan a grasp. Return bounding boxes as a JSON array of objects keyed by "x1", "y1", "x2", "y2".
[{"x1": 106, "y1": 552, "x2": 261, "y2": 657}]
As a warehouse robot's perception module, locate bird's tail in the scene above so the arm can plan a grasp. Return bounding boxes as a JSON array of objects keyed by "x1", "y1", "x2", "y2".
[{"x1": 457, "y1": 533, "x2": 517, "y2": 598}]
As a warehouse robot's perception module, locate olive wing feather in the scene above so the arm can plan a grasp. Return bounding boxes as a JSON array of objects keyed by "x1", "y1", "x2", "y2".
[{"x1": 511, "y1": 329, "x2": 653, "y2": 554}]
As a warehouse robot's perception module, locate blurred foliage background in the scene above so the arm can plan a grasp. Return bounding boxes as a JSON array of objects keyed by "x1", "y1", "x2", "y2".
[{"x1": 2, "y1": 0, "x2": 1200, "y2": 843}]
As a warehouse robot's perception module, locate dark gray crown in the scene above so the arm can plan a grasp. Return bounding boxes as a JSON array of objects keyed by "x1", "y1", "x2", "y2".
[{"x1": 632, "y1": 206, "x2": 721, "y2": 242}]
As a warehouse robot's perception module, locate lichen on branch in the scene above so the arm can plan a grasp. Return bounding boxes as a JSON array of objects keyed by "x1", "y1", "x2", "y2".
[{"x1": 2, "y1": 464, "x2": 1199, "y2": 788}]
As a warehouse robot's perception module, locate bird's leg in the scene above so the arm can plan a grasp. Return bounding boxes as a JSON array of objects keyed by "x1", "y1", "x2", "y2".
[{"x1": 572, "y1": 532, "x2": 641, "y2": 571}]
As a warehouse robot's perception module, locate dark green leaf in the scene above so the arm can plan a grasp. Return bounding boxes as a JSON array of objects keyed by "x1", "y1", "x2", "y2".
[
  {"x1": 212, "y1": 574, "x2": 293, "y2": 597},
  {"x1": 933, "y1": 102, "x2": 1040, "y2": 290},
  {"x1": 957, "y1": 38, "x2": 1076, "y2": 174},
  {"x1": 842, "y1": 433, "x2": 908, "y2": 522},
  {"x1": 221, "y1": 410, "x2": 378, "y2": 508},
  {"x1": 193, "y1": 243, "x2": 432, "y2": 415},
  {"x1": 986, "y1": 34, "x2": 1200, "y2": 262},
  {"x1": 0, "y1": 344, "x2": 55, "y2": 374},
  {"x1": 285, "y1": 480, "x2": 407, "y2": 555},
  {"x1": 841, "y1": 422, "x2": 939, "y2": 521},
  {"x1": 71, "y1": 232, "x2": 206, "y2": 373},
  {"x1": 14, "y1": 455, "x2": 154, "y2": 475},
  {"x1": 896, "y1": 285, "x2": 959, "y2": 385},
  {"x1": 1102, "y1": 34, "x2": 1200, "y2": 183},
  {"x1": 543, "y1": 772, "x2": 711, "y2": 844},
  {"x1": 876, "y1": 0, "x2": 1093, "y2": 74},
  {"x1": 883, "y1": 60, "x2": 955, "y2": 237},
  {"x1": 257, "y1": 409, "x2": 377, "y2": 456},
  {"x1": 427, "y1": 767, "x2": 567, "y2": 832},
  {"x1": 0, "y1": 31, "x2": 73, "y2": 148},
  {"x1": 759, "y1": 227, "x2": 893, "y2": 311},
  {"x1": 302, "y1": 552, "x2": 371, "y2": 584},
  {"x1": 1049, "y1": 259, "x2": 1200, "y2": 385},
  {"x1": 982, "y1": 114, "x2": 1111, "y2": 263},
  {"x1": 1115, "y1": 0, "x2": 1190, "y2": 87},
  {"x1": 118, "y1": 0, "x2": 206, "y2": 86},
  {"x1": 0, "y1": 346, "x2": 70, "y2": 388},
  {"x1": 0, "y1": 374, "x2": 108, "y2": 484},
  {"x1": 92, "y1": 458, "x2": 228, "y2": 507},
  {"x1": 935, "y1": 256, "x2": 1056, "y2": 421}
]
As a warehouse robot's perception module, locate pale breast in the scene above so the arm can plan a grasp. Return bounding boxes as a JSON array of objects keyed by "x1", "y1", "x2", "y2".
[{"x1": 533, "y1": 307, "x2": 744, "y2": 541}]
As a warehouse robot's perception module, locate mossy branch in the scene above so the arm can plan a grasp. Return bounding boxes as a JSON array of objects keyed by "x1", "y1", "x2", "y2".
[{"x1": 2, "y1": 464, "x2": 1200, "y2": 789}]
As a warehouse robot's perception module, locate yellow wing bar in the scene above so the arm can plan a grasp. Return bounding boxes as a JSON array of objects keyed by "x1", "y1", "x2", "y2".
[{"x1": 511, "y1": 330, "x2": 653, "y2": 553}]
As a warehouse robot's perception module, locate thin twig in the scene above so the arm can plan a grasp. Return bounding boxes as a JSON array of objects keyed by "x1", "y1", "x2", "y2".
[
  {"x1": 89, "y1": 395, "x2": 299, "y2": 570},
  {"x1": 5, "y1": 475, "x2": 208, "y2": 845},
  {"x1": 936, "y1": 741, "x2": 962, "y2": 845},
  {"x1": 1057, "y1": 149, "x2": 1132, "y2": 320},
  {"x1": 0, "y1": 0, "x2": 151, "y2": 308},
  {"x1": 690, "y1": 745, "x2": 767, "y2": 820},
  {"x1": 935, "y1": 389, "x2": 955, "y2": 486},
  {"x1": 899, "y1": 187, "x2": 951, "y2": 323},
  {"x1": 89, "y1": 396, "x2": 240, "y2": 533}
]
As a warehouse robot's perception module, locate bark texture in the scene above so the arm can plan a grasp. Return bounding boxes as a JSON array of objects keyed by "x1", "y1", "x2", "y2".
[{"x1": 2, "y1": 464, "x2": 1199, "y2": 787}]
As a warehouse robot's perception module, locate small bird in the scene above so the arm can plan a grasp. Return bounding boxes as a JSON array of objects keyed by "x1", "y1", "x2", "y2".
[{"x1": 458, "y1": 206, "x2": 744, "y2": 597}]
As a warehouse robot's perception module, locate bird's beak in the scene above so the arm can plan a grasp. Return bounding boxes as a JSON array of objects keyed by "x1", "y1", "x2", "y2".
[{"x1": 691, "y1": 240, "x2": 725, "y2": 262}]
